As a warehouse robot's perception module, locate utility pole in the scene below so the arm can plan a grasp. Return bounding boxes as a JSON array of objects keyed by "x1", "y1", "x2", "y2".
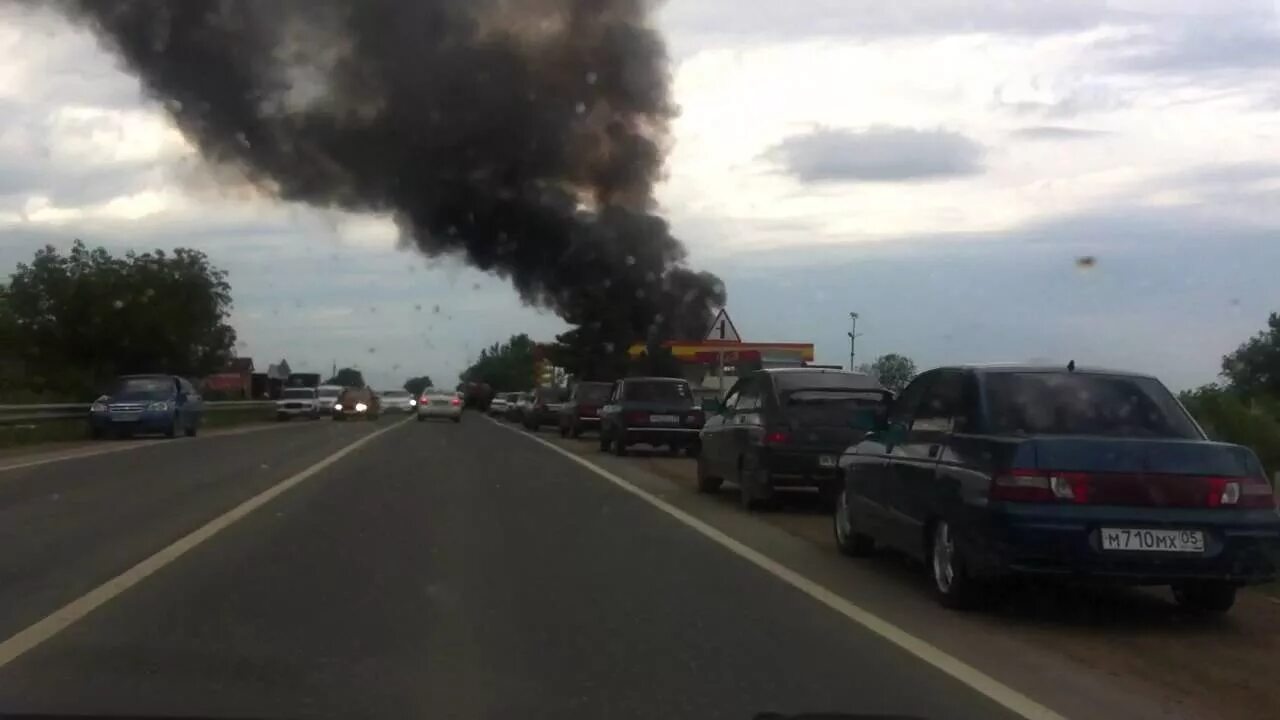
[{"x1": 847, "y1": 312, "x2": 860, "y2": 371}]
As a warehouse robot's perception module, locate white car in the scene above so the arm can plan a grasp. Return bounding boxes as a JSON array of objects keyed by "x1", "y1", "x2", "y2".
[
  {"x1": 276, "y1": 387, "x2": 321, "y2": 420},
  {"x1": 379, "y1": 389, "x2": 417, "y2": 413},
  {"x1": 488, "y1": 395, "x2": 510, "y2": 416},
  {"x1": 315, "y1": 384, "x2": 344, "y2": 415},
  {"x1": 417, "y1": 389, "x2": 463, "y2": 423}
]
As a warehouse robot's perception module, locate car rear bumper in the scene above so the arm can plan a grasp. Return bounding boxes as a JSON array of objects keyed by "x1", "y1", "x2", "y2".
[
  {"x1": 964, "y1": 505, "x2": 1280, "y2": 584},
  {"x1": 763, "y1": 448, "x2": 843, "y2": 490},
  {"x1": 418, "y1": 405, "x2": 462, "y2": 418},
  {"x1": 275, "y1": 406, "x2": 317, "y2": 415},
  {"x1": 620, "y1": 427, "x2": 701, "y2": 446}
]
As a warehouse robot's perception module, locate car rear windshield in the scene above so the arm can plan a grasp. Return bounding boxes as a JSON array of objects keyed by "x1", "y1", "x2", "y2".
[
  {"x1": 318, "y1": 387, "x2": 341, "y2": 398},
  {"x1": 575, "y1": 383, "x2": 613, "y2": 403},
  {"x1": 773, "y1": 372, "x2": 880, "y2": 391},
  {"x1": 782, "y1": 389, "x2": 887, "y2": 426},
  {"x1": 983, "y1": 372, "x2": 1201, "y2": 439},
  {"x1": 623, "y1": 380, "x2": 692, "y2": 404},
  {"x1": 111, "y1": 378, "x2": 172, "y2": 400},
  {"x1": 281, "y1": 389, "x2": 315, "y2": 399}
]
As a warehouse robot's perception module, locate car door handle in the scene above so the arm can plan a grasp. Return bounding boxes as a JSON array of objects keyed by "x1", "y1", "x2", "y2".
[{"x1": 928, "y1": 444, "x2": 941, "y2": 458}]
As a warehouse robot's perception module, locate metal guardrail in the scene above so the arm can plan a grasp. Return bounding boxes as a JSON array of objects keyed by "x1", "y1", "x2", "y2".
[{"x1": 0, "y1": 401, "x2": 277, "y2": 426}]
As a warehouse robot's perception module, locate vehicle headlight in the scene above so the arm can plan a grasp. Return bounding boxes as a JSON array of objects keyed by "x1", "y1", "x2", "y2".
[
  {"x1": 409, "y1": 399, "x2": 417, "y2": 406},
  {"x1": 90, "y1": 401, "x2": 109, "y2": 413},
  {"x1": 355, "y1": 402, "x2": 368, "y2": 412},
  {"x1": 148, "y1": 401, "x2": 170, "y2": 411},
  {"x1": 333, "y1": 403, "x2": 343, "y2": 411}
]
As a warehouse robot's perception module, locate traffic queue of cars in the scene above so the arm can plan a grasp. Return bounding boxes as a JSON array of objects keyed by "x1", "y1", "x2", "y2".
[
  {"x1": 274, "y1": 385, "x2": 463, "y2": 423},
  {"x1": 501, "y1": 364, "x2": 1280, "y2": 615}
]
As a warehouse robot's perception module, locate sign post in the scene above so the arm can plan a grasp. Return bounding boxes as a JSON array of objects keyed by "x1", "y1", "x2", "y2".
[{"x1": 705, "y1": 309, "x2": 742, "y2": 397}]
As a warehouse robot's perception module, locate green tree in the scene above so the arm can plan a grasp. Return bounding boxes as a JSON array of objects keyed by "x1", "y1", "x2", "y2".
[
  {"x1": 403, "y1": 375, "x2": 434, "y2": 396},
  {"x1": 1221, "y1": 312, "x2": 1280, "y2": 398},
  {"x1": 460, "y1": 334, "x2": 536, "y2": 391},
  {"x1": 1179, "y1": 384, "x2": 1280, "y2": 475},
  {"x1": 3, "y1": 240, "x2": 237, "y2": 400},
  {"x1": 325, "y1": 367, "x2": 366, "y2": 388},
  {"x1": 861, "y1": 353, "x2": 917, "y2": 393}
]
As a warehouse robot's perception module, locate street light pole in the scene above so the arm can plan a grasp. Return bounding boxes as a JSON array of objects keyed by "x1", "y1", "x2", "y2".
[{"x1": 847, "y1": 312, "x2": 859, "y2": 371}]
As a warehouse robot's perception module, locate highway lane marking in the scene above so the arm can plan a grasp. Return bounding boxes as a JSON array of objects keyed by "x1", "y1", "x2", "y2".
[
  {"x1": 0, "y1": 420, "x2": 322, "y2": 474},
  {"x1": 490, "y1": 417, "x2": 1067, "y2": 720},
  {"x1": 0, "y1": 417, "x2": 413, "y2": 669}
]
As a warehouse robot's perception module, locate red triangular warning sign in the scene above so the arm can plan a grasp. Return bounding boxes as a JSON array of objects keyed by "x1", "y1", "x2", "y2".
[{"x1": 704, "y1": 309, "x2": 742, "y2": 342}]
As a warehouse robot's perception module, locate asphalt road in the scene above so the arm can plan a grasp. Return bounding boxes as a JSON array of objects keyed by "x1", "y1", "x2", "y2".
[{"x1": 0, "y1": 413, "x2": 1019, "y2": 720}]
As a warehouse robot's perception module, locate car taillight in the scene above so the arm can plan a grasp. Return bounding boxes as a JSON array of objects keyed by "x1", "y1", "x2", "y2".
[
  {"x1": 990, "y1": 469, "x2": 1090, "y2": 503},
  {"x1": 580, "y1": 405, "x2": 598, "y2": 416},
  {"x1": 419, "y1": 395, "x2": 429, "y2": 404},
  {"x1": 764, "y1": 430, "x2": 790, "y2": 446},
  {"x1": 1206, "y1": 476, "x2": 1276, "y2": 509},
  {"x1": 624, "y1": 411, "x2": 648, "y2": 425},
  {"x1": 451, "y1": 397, "x2": 462, "y2": 406}
]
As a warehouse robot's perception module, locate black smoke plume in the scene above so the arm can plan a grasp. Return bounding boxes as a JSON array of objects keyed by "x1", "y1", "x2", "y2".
[{"x1": 58, "y1": 0, "x2": 724, "y2": 348}]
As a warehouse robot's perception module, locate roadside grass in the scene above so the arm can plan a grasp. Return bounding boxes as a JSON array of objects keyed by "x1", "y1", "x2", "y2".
[{"x1": 0, "y1": 406, "x2": 275, "y2": 450}]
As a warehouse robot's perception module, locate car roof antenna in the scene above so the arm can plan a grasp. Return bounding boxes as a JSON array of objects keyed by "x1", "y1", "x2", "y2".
[{"x1": 1067, "y1": 360, "x2": 1076, "y2": 372}]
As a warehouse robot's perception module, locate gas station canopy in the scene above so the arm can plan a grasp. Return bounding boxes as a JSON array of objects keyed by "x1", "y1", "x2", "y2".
[{"x1": 627, "y1": 340, "x2": 814, "y2": 363}]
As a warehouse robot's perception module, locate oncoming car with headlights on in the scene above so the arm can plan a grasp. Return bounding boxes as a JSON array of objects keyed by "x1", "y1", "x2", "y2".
[
  {"x1": 332, "y1": 387, "x2": 380, "y2": 420},
  {"x1": 417, "y1": 389, "x2": 463, "y2": 423}
]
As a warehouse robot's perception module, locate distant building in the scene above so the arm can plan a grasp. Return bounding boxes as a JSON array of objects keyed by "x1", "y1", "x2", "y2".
[{"x1": 204, "y1": 357, "x2": 254, "y2": 398}]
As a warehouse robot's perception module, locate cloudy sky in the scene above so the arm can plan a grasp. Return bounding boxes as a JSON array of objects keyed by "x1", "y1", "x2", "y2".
[{"x1": 2, "y1": 0, "x2": 1278, "y2": 390}]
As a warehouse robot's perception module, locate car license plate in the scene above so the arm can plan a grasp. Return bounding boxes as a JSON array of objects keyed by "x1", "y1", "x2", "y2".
[
  {"x1": 650, "y1": 414, "x2": 679, "y2": 424},
  {"x1": 818, "y1": 455, "x2": 836, "y2": 468},
  {"x1": 1100, "y1": 528, "x2": 1205, "y2": 553}
]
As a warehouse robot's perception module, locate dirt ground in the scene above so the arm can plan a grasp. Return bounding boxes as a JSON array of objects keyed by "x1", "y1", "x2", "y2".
[{"x1": 547, "y1": 430, "x2": 1280, "y2": 720}]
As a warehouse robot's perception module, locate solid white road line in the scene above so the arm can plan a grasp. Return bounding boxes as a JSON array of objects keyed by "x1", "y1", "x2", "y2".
[
  {"x1": 0, "y1": 420, "x2": 317, "y2": 475},
  {"x1": 489, "y1": 417, "x2": 1067, "y2": 720},
  {"x1": 0, "y1": 417, "x2": 412, "y2": 669}
]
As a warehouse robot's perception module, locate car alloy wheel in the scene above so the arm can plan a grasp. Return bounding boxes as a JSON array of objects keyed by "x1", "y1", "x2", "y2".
[
  {"x1": 834, "y1": 486, "x2": 873, "y2": 556},
  {"x1": 932, "y1": 521, "x2": 957, "y2": 595}
]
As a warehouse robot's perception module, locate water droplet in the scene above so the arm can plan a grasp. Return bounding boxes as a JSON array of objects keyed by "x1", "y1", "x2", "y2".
[
  {"x1": 624, "y1": 255, "x2": 636, "y2": 266},
  {"x1": 586, "y1": 71, "x2": 598, "y2": 85},
  {"x1": 414, "y1": 304, "x2": 423, "y2": 312},
  {"x1": 575, "y1": 101, "x2": 587, "y2": 114},
  {"x1": 432, "y1": 305, "x2": 440, "y2": 314},
  {"x1": 112, "y1": 300, "x2": 125, "y2": 309},
  {"x1": 471, "y1": 283, "x2": 481, "y2": 291},
  {"x1": 368, "y1": 347, "x2": 376, "y2": 354},
  {"x1": 1074, "y1": 256, "x2": 1097, "y2": 270}
]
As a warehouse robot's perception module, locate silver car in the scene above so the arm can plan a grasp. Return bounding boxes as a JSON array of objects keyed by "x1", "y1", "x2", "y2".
[
  {"x1": 276, "y1": 387, "x2": 320, "y2": 421},
  {"x1": 417, "y1": 389, "x2": 463, "y2": 423},
  {"x1": 488, "y1": 395, "x2": 510, "y2": 416},
  {"x1": 315, "y1": 384, "x2": 343, "y2": 415},
  {"x1": 379, "y1": 389, "x2": 417, "y2": 414}
]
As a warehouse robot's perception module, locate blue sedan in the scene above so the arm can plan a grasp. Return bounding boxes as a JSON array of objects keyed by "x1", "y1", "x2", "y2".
[
  {"x1": 89, "y1": 374, "x2": 205, "y2": 439},
  {"x1": 834, "y1": 364, "x2": 1280, "y2": 614}
]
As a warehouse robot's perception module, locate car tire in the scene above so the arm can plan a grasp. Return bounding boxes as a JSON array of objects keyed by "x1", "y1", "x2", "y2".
[
  {"x1": 695, "y1": 455, "x2": 723, "y2": 493},
  {"x1": 570, "y1": 425, "x2": 583, "y2": 439},
  {"x1": 737, "y1": 458, "x2": 773, "y2": 511},
  {"x1": 599, "y1": 431, "x2": 611, "y2": 452},
  {"x1": 665, "y1": 444, "x2": 680, "y2": 457},
  {"x1": 452, "y1": 416, "x2": 461, "y2": 424},
  {"x1": 1173, "y1": 581, "x2": 1238, "y2": 615},
  {"x1": 559, "y1": 424, "x2": 569, "y2": 438},
  {"x1": 164, "y1": 419, "x2": 177, "y2": 439},
  {"x1": 90, "y1": 426, "x2": 105, "y2": 440},
  {"x1": 929, "y1": 519, "x2": 985, "y2": 610},
  {"x1": 684, "y1": 441, "x2": 701, "y2": 459},
  {"x1": 833, "y1": 485, "x2": 874, "y2": 557},
  {"x1": 612, "y1": 433, "x2": 628, "y2": 456},
  {"x1": 184, "y1": 422, "x2": 198, "y2": 438}
]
